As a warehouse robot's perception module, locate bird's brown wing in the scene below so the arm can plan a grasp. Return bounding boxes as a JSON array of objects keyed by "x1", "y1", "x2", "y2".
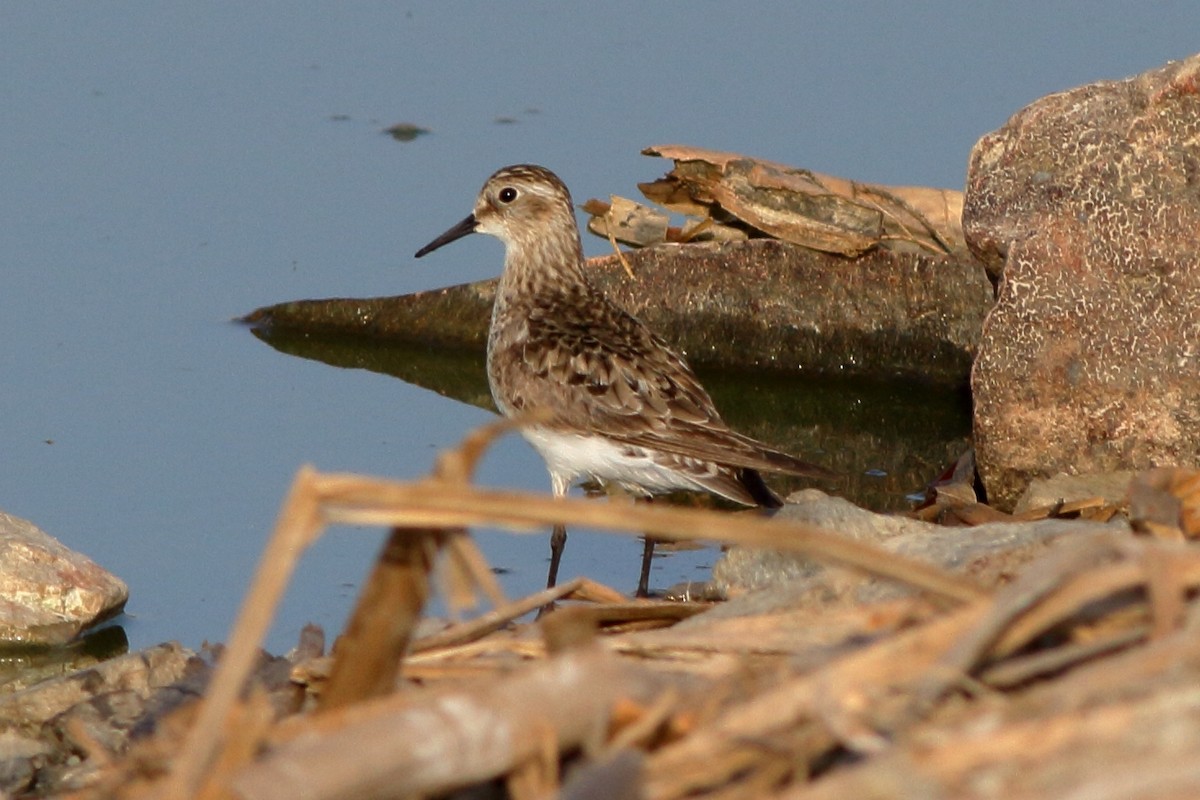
[{"x1": 494, "y1": 293, "x2": 833, "y2": 480}]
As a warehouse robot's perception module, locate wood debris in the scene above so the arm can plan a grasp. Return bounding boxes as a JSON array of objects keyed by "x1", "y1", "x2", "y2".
[
  {"x1": 581, "y1": 144, "x2": 967, "y2": 258},
  {"x1": 16, "y1": 423, "x2": 1200, "y2": 799},
  {"x1": 1129, "y1": 466, "x2": 1200, "y2": 541}
]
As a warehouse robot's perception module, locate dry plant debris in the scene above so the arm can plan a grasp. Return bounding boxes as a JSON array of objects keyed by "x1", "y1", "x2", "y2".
[
  {"x1": 582, "y1": 145, "x2": 967, "y2": 258},
  {"x1": 56, "y1": 427, "x2": 1200, "y2": 799},
  {"x1": 1129, "y1": 466, "x2": 1200, "y2": 541}
]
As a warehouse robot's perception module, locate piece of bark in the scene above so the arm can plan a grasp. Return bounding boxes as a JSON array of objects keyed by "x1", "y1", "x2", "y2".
[
  {"x1": 640, "y1": 144, "x2": 968, "y2": 258},
  {"x1": 583, "y1": 196, "x2": 673, "y2": 247}
]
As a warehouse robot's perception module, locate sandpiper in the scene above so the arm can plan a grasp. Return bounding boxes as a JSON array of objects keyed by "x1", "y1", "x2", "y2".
[{"x1": 416, "y1": 164, "x2": 832, "y2": 591}]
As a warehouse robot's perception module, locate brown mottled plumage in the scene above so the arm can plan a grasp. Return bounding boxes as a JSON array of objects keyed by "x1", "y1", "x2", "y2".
[{"x1": 416, "y1": 164, "x2": 831, "y2": 589}]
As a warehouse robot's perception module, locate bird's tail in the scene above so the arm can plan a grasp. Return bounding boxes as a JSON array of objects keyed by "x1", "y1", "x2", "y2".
[{"x1": 736, "y1": 468, "x2": 784, "y2": 509}]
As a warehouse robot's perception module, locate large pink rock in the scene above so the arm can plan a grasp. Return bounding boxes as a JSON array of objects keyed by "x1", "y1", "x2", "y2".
[
  {"x1": 964, "y1": 55, "x2": 1200, "y2": 509},
  {"x1": 0, "y1": 511, "x2": 128, "y2": 646}
]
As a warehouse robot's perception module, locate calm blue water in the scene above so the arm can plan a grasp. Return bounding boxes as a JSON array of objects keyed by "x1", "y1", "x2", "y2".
[{"x1": 1, "y1": 2, "x2": 1194, "y2": 654}]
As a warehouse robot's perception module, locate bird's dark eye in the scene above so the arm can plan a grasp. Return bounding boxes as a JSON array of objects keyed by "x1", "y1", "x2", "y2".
[{"x1": 498, "y1": 187, "x2": 518, "y2": 203}]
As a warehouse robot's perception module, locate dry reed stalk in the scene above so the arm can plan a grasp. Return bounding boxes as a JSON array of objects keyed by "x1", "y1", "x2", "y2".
[
  {"x1": 546, "y1": 601, "x2": 709, "y2": 631},
  {"x1": 317, "y1": 527, "x2": 438, "y2": 710},
  {"x1": 162, "y1": 467, "x2": 324, "y2": 800},
  {"x1": 400, "y1": 660, "x2": 531, "y2": 684},
  {"x1": 409, "y1": 636, "x2": 547, "y2": 666},
  {"x1": 409, "y1": 576, "x2": 589, "y2": 654},
  {"x1": 319, "y1": 419, "x2": 525, "y2": 705},
  {"x1": 901, "y1": 534, "x2": 1129, "y2": 717},
  {"x1": 611, "y1": 599, "x2": 934, "y2": 666},
  {"x1": 765, "y1": 541, "x2": 1200, "y2": 795},
  {"x1": 230, "y1": 647, "x2": 657, "y2": 800},
  {"x1": 538, "y1": 602, "x2": 711, "y2": 655},
  {"x1": 563, "y1": 576, "x2": 631, "y2": 603},
  {"x1": 977, "y1": 544, "x2": 1200, "y2": 692},
  {"x1": 959, "y1": 537, "x2": 1200, "y2": 667},
  {"x1": 1011, "y1": 611, "x2": 1200, "y2": 720},
  {"x1": 980, "y1": 625, "x2": 1147, "y2": 688},
  {"x1": 641, "y1": 601, "x2": 993, "y2": 799},
  {"x1": 605, "y1": 687, "x2": 682, "y2": 752},
  {"x1": 828, "y1": 682, "x2": 1200, "y2": 800},
  {"x1": 194, "y1": 690, "x2": 276, "y2": 800},
  {"x1": 309, "y1": 474, "x2": 986, "y2": 605},
  {"x1": 162, "y1": 418, "x2": 983, "y2": 799}
]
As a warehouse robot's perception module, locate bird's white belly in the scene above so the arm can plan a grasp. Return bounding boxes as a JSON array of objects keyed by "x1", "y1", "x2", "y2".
[{"x1": 520, "y1": 427, "x2": 700, "y2": 496}]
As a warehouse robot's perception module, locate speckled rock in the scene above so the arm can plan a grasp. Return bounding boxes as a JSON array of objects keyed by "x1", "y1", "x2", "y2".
[
  {"x1": 0, "y1": 510, "x2": 128, "y2": 646},
  {"x1": 964, "y1": 54, "x2": 1200, "y2": 510}
]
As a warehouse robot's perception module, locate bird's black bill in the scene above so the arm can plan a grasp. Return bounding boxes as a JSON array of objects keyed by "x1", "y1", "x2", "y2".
[{"x1": 414, "y1": 214, "x2": 477, "y2": 258}]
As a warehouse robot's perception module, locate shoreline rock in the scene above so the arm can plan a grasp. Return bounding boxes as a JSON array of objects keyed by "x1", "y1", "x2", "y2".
[
  {"x1": 244, "y1": 238, "x2": 991, "y2": 387},
  {"x1": 0, "y1": 511, "x2": 129, "y2": 647},
  {"x1": 965, "y1": 54, "x2": 1200, "y2": 509}
]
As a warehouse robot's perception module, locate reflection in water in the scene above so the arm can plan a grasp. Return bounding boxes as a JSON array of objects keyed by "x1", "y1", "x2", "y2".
[
  {"x1": 0, "y1": 623, "x2": 129, "y2": 692},
  {"x1": 250, "y1": 327, "x2": 972, "y2": 512}
]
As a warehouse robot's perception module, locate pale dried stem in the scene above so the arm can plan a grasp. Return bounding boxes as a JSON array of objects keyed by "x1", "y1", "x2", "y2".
[
  {"x1": 607, "y1": 224, "x2": 637, "y2": 279},
  {"x1": 406, "y1": 635, "x2": 547, "y2": 668},
  {"x1": 642, "y1": 603, "x2": 992, "y2": 799},
  {"x1": 984, "y1": 540, "x2": 1200, "y2": 660},
  {"x1": 317, "y1": 526, "x2": 436, "y2": 711},
  {"x1": 163, "y1": 465, "x2": 324, "y2": 800},
  {"x1": 163, "y1": 419, "x2": 981, "y2": 798},
  {"x1": 311, "y1": 475, "x2": 986, "y2": 606},
  {"x1": 442, "y1": 531, "x2": 507, "y2": 609},
  {"x1": 410, "y1": 577, "x2": 589, "y2": 654},
  {"x1": 195, "y1": 689, "x2": 276, "y2": 800}
]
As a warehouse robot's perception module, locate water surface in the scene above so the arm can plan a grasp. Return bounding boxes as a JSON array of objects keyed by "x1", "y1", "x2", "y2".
[{"x1": 1, "y1": 2, "x2": 1193, "y2": 654}]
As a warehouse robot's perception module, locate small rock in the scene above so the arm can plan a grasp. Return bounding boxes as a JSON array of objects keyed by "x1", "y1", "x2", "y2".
[
  {"x1": 0, "y1": 642, "x2": 195, "y2": 797},
  {"x1": 964, "y1": 54, "x2": 1200, "y2": 509},
  {"x1": 0, "y1": 730, "x2": 49, "y2": 795},
  {"x1": 0, "y1": 642, "x2": 195, "y2": 733},
  {"x1": 382, "y1": 122, "x2": 430, "y2": 142},
  {"x1": 0, "y1": 510, "x2": 129, "y2": 646},
  {"x1": 710, "y1": 490, "x2": 1128, "y2": 611},
  {"x1": 1014, "y1": 471, "x2": 1135, "y2": 515}
]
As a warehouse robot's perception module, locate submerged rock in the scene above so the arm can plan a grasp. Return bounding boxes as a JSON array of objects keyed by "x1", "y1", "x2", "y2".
[
  {"x1": 244, "y1": 237, "x2": 991, "y2": 386},
  {"x1": 0, "y1": 511, "x2": 128, "y2": 646},
  {"x1": 964, "y1": 54, "x2": 1200, "y2": 509}
]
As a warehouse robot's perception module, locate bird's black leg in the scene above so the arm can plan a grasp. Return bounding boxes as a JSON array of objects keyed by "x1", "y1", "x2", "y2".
[
  {"x1": 547, "y1": 522, "x2": 567, "y2": 589},
  {"x1": 636, "y1": 495, "x2": 657, "y2": 597},
  {"x1": 637, "y1": 535, "x2": 655, "y2": 598},
  {"x1": 537, "y1": 523, "x2": 569, "y2": 620}
]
